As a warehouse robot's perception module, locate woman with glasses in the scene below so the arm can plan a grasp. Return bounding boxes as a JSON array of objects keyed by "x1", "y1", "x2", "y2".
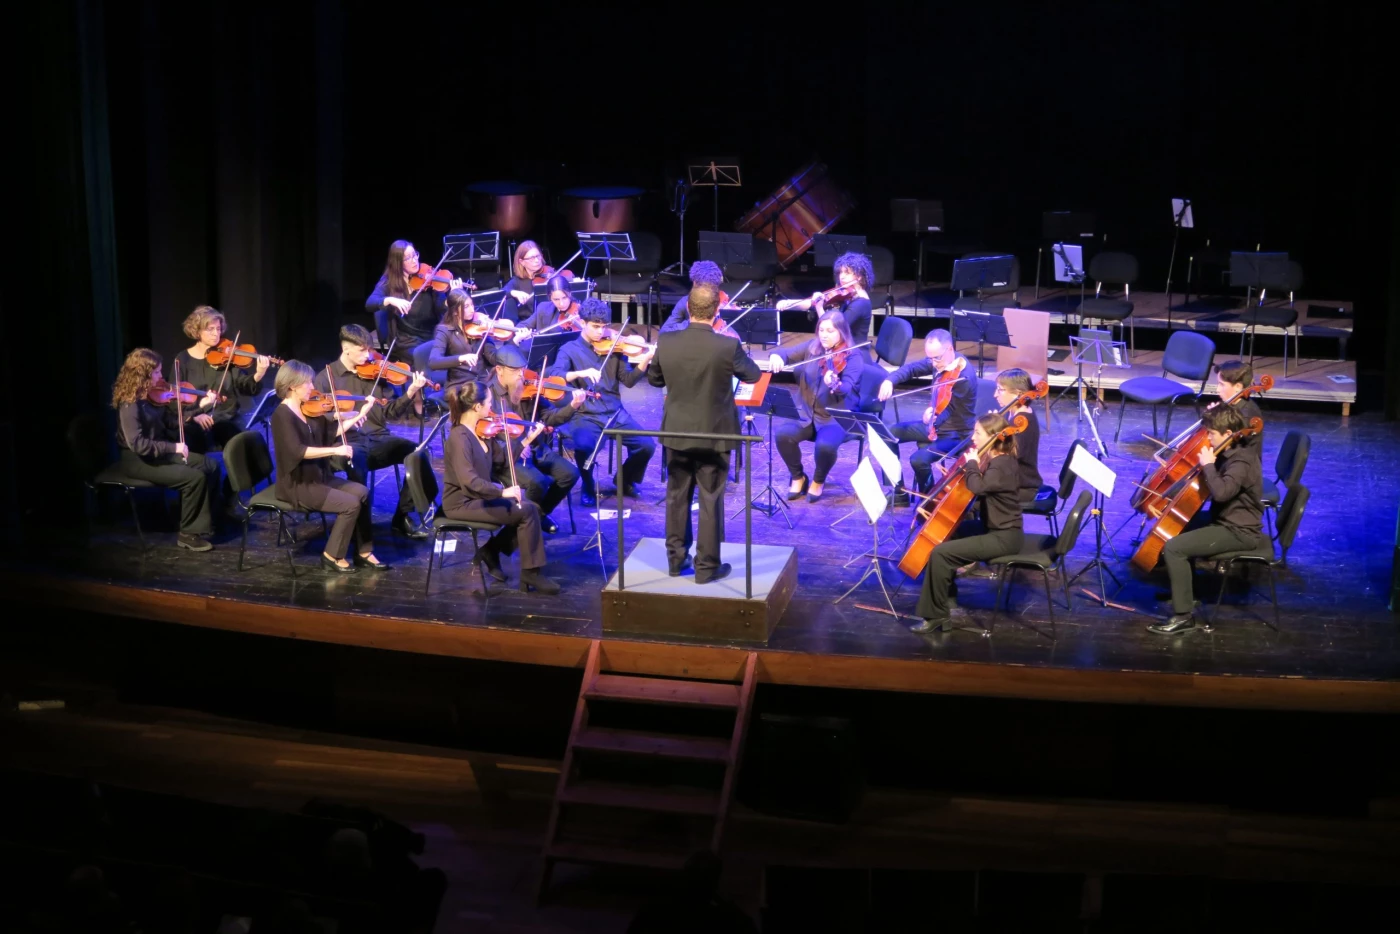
[
  {"x1": 499, "y1": 240, "x2": 551, "y2": 325},
  {"x1": 174, "y1": 305, "x2": 273, "y2": 453},
  {"x1": 366, "y1": 239, "x2": 454, "y2": 362}
]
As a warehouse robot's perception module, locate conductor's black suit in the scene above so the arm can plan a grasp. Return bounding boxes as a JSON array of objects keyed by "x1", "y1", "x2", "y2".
[{"x1": 647, "y1": 322, "x2": 762, "y2": 581}]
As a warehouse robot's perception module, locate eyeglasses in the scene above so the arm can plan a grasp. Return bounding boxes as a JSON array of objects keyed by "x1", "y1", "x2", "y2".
[
  {"x1": 404, "y1": 250, "x2": 420, "y2": 260},
  {"x1": 524, "y1": 253, "x2": 543, "y2": 261}
]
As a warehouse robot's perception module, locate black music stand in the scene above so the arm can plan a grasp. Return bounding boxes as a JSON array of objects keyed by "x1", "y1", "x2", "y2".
[
  {"x1": 1034, "y1": 211, "x2": 1095, "y2": 299},
  {"x1": 578, "y1": 232, "x2": 635, "y2": 298},
  {"x1": 725, "y1": 306, "x2": 781, "y2": 350},
  {"x1": 689, "y1": 159, "x2": 742, "y2": 232},
  {"x1": 1163, "y1": 198, "x2": 1194, "y2": 324},
  {"x1": 1229, "y1": 250, "x2": 1290, "y2": 310},
  {"x1": 812, "y1": 233, "x2": 868, "y2": 268},
  {"x1": 950, "y1": 254, "x2": 1016, "y2": 316},
  {"x1": 951, "y1": 310, "x2": 1014, "y2": 378},
  {"x1": 697, "y1": 230, "x2": 755, "y2": 268},
  {"x1": 525, "y1": 332, "x2": 575, "y2": 371},
  {"x1": 731, "y1": 386, "x2": 800, "y2": 526},
  {"x1": 442, "y1": 230, "x2": 500, "y2": 286},
  {"x1": 826, "y1": 407, "x2": 903, "y2": 524},
  {"x1": 891, "y1": 199, "x2": 944, "y2": 314}
]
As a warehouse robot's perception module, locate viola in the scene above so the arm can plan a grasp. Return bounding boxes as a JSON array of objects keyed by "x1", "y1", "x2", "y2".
[
  {"x1": 531, "y1": 266, "x2": 575, "y2": 286},
  {"x1": 519, "y1": 368, "x2": 597, "y2": 403},
  {"x1": 819, "y1": 283, "x2": 858, "y2": 307},
  {"x1": 927, "y1": 357, "x2": 968, "y2": 441},
  {"x1": 589, "y1": 329, "x2": 655, "y2": 360},
  {"x1": 409, "y1": 265, "x2": 475, "y2": 294},
  {"x1": 897, "y1": 414, "x2": 1029, "y2": 579},
  {"x1": 474, "y1": 412, "x2": 532, "y2": 440},
  {"x1": 352, "y1": 350, "x2": 442, "y2": 390},
  {"x1": 148, "y1": 380, "x2": 225, "y2": 407},
  {"x1": 463, "y1": 320, "x2": 521, "y2": 342},
  {"x1": 300, "y1": 389, "x2": 388, "y2": 418},
  {"x1": 206, "y1": 339, "x2": 284, "y2": 369},
  {"x1": 820, "y1": 342, "x2": 852, "y2": 379}
]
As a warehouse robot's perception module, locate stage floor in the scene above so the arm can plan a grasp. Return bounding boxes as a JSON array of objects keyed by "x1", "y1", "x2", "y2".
[{"x1": 12, "y1": 381, "x2": 1399, "y2": 713}]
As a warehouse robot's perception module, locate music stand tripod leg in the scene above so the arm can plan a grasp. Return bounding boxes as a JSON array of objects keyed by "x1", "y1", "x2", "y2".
[{"x1": 834, "y1": 517, "x2": 900, "y2": 620}]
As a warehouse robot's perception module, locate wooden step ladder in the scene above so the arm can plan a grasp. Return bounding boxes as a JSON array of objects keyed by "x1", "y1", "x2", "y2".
[{"x1": 538, "y1": 641, "x2": 758, "y2": 900}]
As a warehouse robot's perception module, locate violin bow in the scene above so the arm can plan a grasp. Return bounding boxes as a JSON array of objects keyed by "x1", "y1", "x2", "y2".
[
  {"x1": 525, "y1": 355, "x2": 547, "y2": 452},
  {"x1": 364, "y1": 338, "x2": 395, "y2": 412},
  {"x1": 405, "y1": 249, "x2": 450, "y2": 308},
  {"x1": 497, "y1": 399, "x2": 520, "y2": 491},
  {"x1": 212, "y1": 328, "x2": 240, "y2": 405},
  {"x1": 714, "y1": 281, "x2": 754, "y2": 333},
  {"x1": 781, "y1": 340, "x2": 873, "y2": 370},
  {"x1": 326, "y1": 364, "x2": 350, "y2": 449},
  {"x1": 887, "y1": 376, "x2": 967, "y2": 400},
  {"x1": 173, "y1": 358, "x2": 188, "y2": 463},
  {"x1": 590, "y1": 310, "x2": 629, "y2": 387},
  {"x1": 474, "y1": 298, "x2": 508, "y2": 355}
]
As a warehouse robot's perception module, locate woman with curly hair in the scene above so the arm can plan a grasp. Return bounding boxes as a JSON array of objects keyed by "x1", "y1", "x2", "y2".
[
  {"x1": 110, "y1": 348, "x2": 222, "y2": 551},
  {"x1": 777, "y1": 250, "x2": 875, "y2": 349},
  {"x1": 174, "y1": 305, "x2": 273, "y2": 453}
]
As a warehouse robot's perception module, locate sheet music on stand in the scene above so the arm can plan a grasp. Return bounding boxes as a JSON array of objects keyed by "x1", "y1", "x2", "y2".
[
  {"x1": 1052, "y1": 243, "x2": 1085, "y2": 284},
  {"x1": 1171, "y1": 198, "x2": 1194, "y2": 229},
  {"x1": 1070, "y1": 445, "x2": 1116, "y2": 497},
  {"x1": 1069, "y1": 331, "x2": 1131, "y2": 370},
  {"x1": 442, "y1": 230, "x2": 500, "y2": 262}
]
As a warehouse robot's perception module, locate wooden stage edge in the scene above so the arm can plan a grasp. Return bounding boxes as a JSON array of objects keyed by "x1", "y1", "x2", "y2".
[{"x1": 14, "y1": 574, "x2": 1399, "y2": 716}]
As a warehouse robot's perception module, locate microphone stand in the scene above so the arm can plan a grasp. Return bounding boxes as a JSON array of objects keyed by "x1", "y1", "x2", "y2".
[{"x1": 1163, "y1": 198, "x2": 1191, "y2": 329}]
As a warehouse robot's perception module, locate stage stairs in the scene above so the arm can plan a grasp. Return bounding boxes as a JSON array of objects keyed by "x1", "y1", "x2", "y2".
[{"x1": 537, "y1": 640, "x2": 758, "y2": 900}]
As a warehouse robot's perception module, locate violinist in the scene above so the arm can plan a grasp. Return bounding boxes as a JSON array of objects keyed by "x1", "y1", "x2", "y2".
[
  {"x1": 515, "y1": 274, "x2": 580, "y2": 335},
  {"x1": 875, "y1": 329, "x2": 975, "y2": 497},
  {"x1": 1150, "y1": 405, "x2": 1265, "y2": 636},
  {"x1": 765, "y1": 310, "x2": 866, "y2": 503},
  {"x1": 499, "y1": 241, "x2": 548, "y2": 324},
  {"x1": 442, "y1": 380, "x2": 559, "y2": 594},
  {"x1": 272, "y1": 361, "x2": 386, "y2": 572},
  {"x1": 912, "y1": 413, "x2": 1024, "y2": 634},
  {"x1": 313, "y1": 325, "x2": 431, "y2": 540},
  {"x1": 660, "y1": 260, "x2": 725, "y2": 333},
  {"x1": 775, "y1": 251, "x2": 875, "y2": 348},
  {"x1": 111, "y1": 348, "x2": 222, "y2": 552},
  {"x1": 429, "y1": 288, "x2": 499, "y2": 388},
  {"x1": 1211, "y1": 360, "x2": 1264, "y2": 460},
  {"x1": 366, "y1": 240, "x2": 448, "y2": 362},
  {"x1": 175, "y1": 306, "x2": 271, "y2": 453},
  {"x1": 992, "y1": 368, "x2": 1044, "y2": 503},
  {"x1": 487, "y1": 342, "x2": 587, "y2": 534},
  {"x1": 546, "y1": 298, "x2": 656, "y2": 507}
]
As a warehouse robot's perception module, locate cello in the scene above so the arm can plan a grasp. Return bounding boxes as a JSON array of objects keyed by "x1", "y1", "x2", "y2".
[
  {"x1": 1129, "y1": 416, "x2": 1264, "y2": 573},
  {"x1": 897, "y1": 414, "x2": 1028, "y2": 578},
  {"x1": 1130, "y1": 375, "x2": 1273, "y2": 512}
]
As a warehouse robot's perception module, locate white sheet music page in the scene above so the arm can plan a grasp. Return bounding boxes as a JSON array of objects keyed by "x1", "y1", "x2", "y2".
[
  {"x1": 1069, "y1": 445, "x2": 1117, "y2": 497},
  {"x1": 866, "y1": 425, "x2": 902, "y2": 487},
  {"x1": 851, "y1": 459, "x2": 889, "y2": 523}
]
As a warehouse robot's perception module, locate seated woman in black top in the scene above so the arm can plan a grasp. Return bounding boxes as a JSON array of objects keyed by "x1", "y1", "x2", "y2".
[
  {"x1": 365, "y1": 240, "x2": 458, "y2": 362},
  {"x1": 913, "y1": 413, "x2": 1024, "y2": 633},
  {"x1": 775, "y1": 251, "x2": 875, "y2": 351},
  {"x1": 766, "y1": 310, "x2": 866, "y2": 503},
  {"x1": 111, "y1": 348, "x2": 221, "y2": 552},
  {"x1": 175, "y1": 305, "x2": 273, "y2": 453},
  {"x1": 499, "y1": 240, "x2": 549, "y2": 325},
  {"x1": 992, "y1": 368, "x2": 1044, "y2": 504},
  {"x1": 271, "y1": 360, "x2": 387, "y2": 573},
  {"x1": 429, "y1": 288, "x2": 502, "y2": 387},
  {"x1": 440, "y1": 380, "x2": 559, "y2": 595},
  {"x1": 516, "y1": 274, "x2": 582, "y2": 335}
]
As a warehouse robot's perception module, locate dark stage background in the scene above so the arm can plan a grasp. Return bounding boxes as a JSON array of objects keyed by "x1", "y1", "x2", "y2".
[{"x1": 11, "y1": 0, "x2": 1399, "y2": 528}]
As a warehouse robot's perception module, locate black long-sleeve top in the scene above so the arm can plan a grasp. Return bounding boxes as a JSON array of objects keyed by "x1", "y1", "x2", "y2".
[
  {"x1": 496, "y1": 276, "x2": 537, "y2": 325},
  {"x1": 1011, "y1": 407, "x2": 1043, "y2": 493},
  {"x1": 116, "y1": 399, "x2": 180, "y2": 459},
  {"x1": 660, "y1": 297, "x2": 692, "y2": 333},
  {"x1": 835, "y1": 296, "x2": 872, "y2": 350},
  {"x1": 312, "y1": 360, "x2": 417, "y2": 444},
  {"x1": 442, "y1": 423, "x2": 506, "y2": 516},
  {"x1": 774, "y1": 341, "x2": 865, "y2": 429},
  {"x1": 365, "y1": 275, "x2": 445, "y2": 344},
  {"x1": 174, "y1": 350, "x2": 265, "y2": 423},
  {"x1": 427, "y1": 323, "x2": 498, "y2": 387},
  {"x1": 966, "y1": 452, "x2": 1023, "y2": 532},
  {"x1": 1203, "y1": 445, "x2": 1264, "y2": 535},
  {"x1": 271, "y1": 403, "x2": 337, "y2": 510},
  {"x1": 517, "y1": 300, "x2": 576, "y2": 332},
  {"x1": 887, "y1": 356, "x2": 976, "y2": 438},
  {"x1": 547, "y1": 334, "x2": 651, "y2": 419},
  {"x1": 1232, "y1": 397, "x2": 1264, "y2": 460}
]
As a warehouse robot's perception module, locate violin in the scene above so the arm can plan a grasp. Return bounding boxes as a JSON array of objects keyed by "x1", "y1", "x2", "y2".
[
  {"x1": 206, "y1": 339, "x2": 284, "y2": 369},
  {"x1": 928, "y1": 357, "x2": 968, "y2": 441},
  {"x1": 818, "y1": 283, "x2": 858, "y2": 307},
  {"x1": 148, "y1": 380, "x2": 225, "y2": 407},
  {"x1": 473, "y1": 412, "x2": 532, "y2": 440},
  {"x1": 589, "y1": 330, "x2": 656, "y2": 360},
  {"x1": 820, "y1": 342, "x2": 852, "y2": 380},
  {"x1": 409, "y1": 265, "x2": 475, "y2": 294},
  {"x1": 463, "y1": 319, "x2": 521, "y2": 342},
  {"x1": 531, "y1": 266, "x2": 575, "y2": 287},
  {"x1": 519, "y1": 368, "x2": 598, "y2": 402},
  {"x1": 352, "y1": 350, "x2": 442, "y2": 390},
  {"x1": 300, "y1": 389, "x2": 389, "y2": 418}
]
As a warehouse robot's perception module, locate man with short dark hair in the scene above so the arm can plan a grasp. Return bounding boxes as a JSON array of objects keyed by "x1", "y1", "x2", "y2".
[
  {"x1": 314, "y1": 324, "x2": 431, "y2": 538},
  {"x1": 647, "y1": 284, "x2": 762, "y2": 582}
]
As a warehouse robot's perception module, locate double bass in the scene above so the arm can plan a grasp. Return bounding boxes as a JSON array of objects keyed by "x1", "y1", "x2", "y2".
[
  {"x1": 897, "y1": 414, "x2": 1029, "y2": 579},
  {"x1": 1131, "y1": 375, "x2": 1273, "y2": 512},
  {"x1": 1129, "y1": 416, "x2": 1264, "y2": 573}
]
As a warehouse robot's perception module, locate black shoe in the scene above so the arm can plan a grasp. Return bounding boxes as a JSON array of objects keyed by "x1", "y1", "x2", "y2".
[
  {"x1": 891, "y1": 489, "x2": 911, "y2": 508},
  {"x1": 519, "y1": 568, "x2": 561, "y2": 595},
  {"x1": 786, "y1": 477, "x2": 809, "y2": 501},
  {"x1": 910, "y1": 617, "x2": 951, "y2": 634},
  {"x1": 392, "y1": 514, "x2": 429, "y2": 540},
  {"x1": 353, "y1": 554, "x2": 392, "y2": 571},
  {"x1": 476, "y1": 548, "x2": 507, "y2": 582},
  {"x1": 622, "y1": 483, "x2": 642, "y2": 498},
  {"x1": 320, "y1": 555, "x2": 356, "y2": 573},
  {"x1": 177, "y1": 533, "x2": 213, "y2": 552},
  {"x1": 695, "y1": 563, "x2": 732, "y2": 584},
  {"x1": 957, "y1": 564, "x2": 1000, "y2": 580},
  {"x1": 541, "y1": 515, "x2": 559, "y2": 535},
  {"x1": 807, "y1": 487, "x2": 824, "y2": 504},
  {"x1": 1148, "y1": 613, "x2": 1198, "y2": 635},
  {"x1": 581, "y1": 491, "x2": 597, "y2": 508},
  {"x1": 669, "y1": 555, "x2": 693, "y2": 577}
]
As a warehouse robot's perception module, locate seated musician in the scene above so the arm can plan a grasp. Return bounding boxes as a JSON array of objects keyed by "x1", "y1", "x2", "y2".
[
  {"x1": 1150, "y1": 405, "x2": 1265, "y2": 636},
  {"x1": 546, "y1": 298, "x2": 656, "y2": 507},
  {"x1": 111, "y1": 348, "x2": 222, "y2": 552},
  {"x1": 313, "y1": 325, "x2": 431, "y2": 540},
  {"x1": 992, "y1": 368, "x2": 1044, "y2": 504},
  {"x1": 516, "y1": 274, "x2": 581, "y2": 335},
  {"x1": 500, "y1": 240, "x2": 548, "y2": 325},
  {"x1": 486, "y1": 342, "x2": 587, "y2": 534},
  {"x1": 661, "y1": 260, "x2": 725, "y2": 333},
  {"x1": 273, "y1": 361, "x2": 386, "y2": 572},
  {"x1": 175, "y1": 305, "x2": 272, "y2": 453},
  {"x1": 876, "y1": 329, "x2": 975, "y2": 497},
  {"x1": 441, "y1": 380, "x2": 559, "y2": 594},
  {"x1": 913, "y1": 413, "x2": 1024, "y2": 634},
  {"x1": 775, "y1": 251, "x2": 875, "y2": 349},
  {"x1": 366, "y1": 240, "x2": 450, "y2": 362},
  {"x1": 765, "y1": 310, "x2": 866, "y2": 504},
  {"x1": 1213, "y1": 360, "x2": 1264, "y2": 460},
  {"x1": 430, "y1": 288, "x2": 500, "y2": 388}
]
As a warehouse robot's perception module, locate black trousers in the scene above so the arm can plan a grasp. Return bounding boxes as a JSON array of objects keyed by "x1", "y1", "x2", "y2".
[
  {"x1": 118, "y1": 449, "x2": 220, "y2": 536},
  {"x1": 664, "y1": 447, "x2": 730, "y2": 575},
  {"x1": 569, "y1": 409, "x2": 655, "y2": 494},
  {"x1": 332, "y1": 434, "x2": 417, "y2": 516},
  {"x1": 916, "y1": 522, "x2": 1024, "y2": 621},
  {"x1": 775, "y1": 419, "x2": 849, "y2": 484},
  {"x1": 299, "y1": 477, "x2": 373, "y2": 559},
  {"x1": 1161, "y1": 524, "x2": 1264, "y2": 615},
  {"x1": 444, "y1": 497, "x2": 547, "y2": 570},
  {"x1": 506, "y1": 447, "x2": 579, "y2": 518},
  {"x1": 185, "y1": 417, "x2": 244, "y2": 455},
  {"x1": 890, "y1": 421, "x2": 968, "y2": 492}
]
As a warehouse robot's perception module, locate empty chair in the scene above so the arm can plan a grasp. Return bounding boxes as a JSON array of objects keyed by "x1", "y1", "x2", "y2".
[
  {"x1": 1239, "y1": 260, "x2": 1304, "y2": 375},
  {"x1": 1204, "y1": 482, "x2": 1310, "y2": 630},
  {"x1": 867, "y1": 244, "x2": 897, "y2": 314},
  {"x1": 1023, "y1": 439, "x2": 1085, "y2": 537},
  {"x1": 721, "y1": 237, "x2": 779, "y2": 300},
  {"x1": 224, "y1": 429, "x2": 328, "y2": 574},
  {"x1": 66, "y1": 413, "x2": 162, "y2": 549},
  {"x1": 1076, "y1": 251, "x2": 1139, "y2": 358},
  {"x1": 402, "y1": 448, "x2": 502, "y2": 596},
  {"x1": 1260, "y1": 429, "x2": 1309, "y2": 537},
  {"x1": 873, "y1": 316, "x2": 913, "y2": 419},
  {"x1": 988, "y1": 489, "x2": 1094, "y2": 640},
  {"x1": 411, "y1": 341, "x2": 449, "y2": 442},
  {"x1": 952, "y1": 251, "x2": 1021, "y2": 314},
  {"x1": 1114, "y1": 331, "x2": 1215, "y2": 441}
]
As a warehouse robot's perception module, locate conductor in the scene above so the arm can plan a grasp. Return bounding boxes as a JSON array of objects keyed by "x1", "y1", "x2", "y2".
[{"x1": 647, "y1": 283, "x2": 762, "y2": 583}]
